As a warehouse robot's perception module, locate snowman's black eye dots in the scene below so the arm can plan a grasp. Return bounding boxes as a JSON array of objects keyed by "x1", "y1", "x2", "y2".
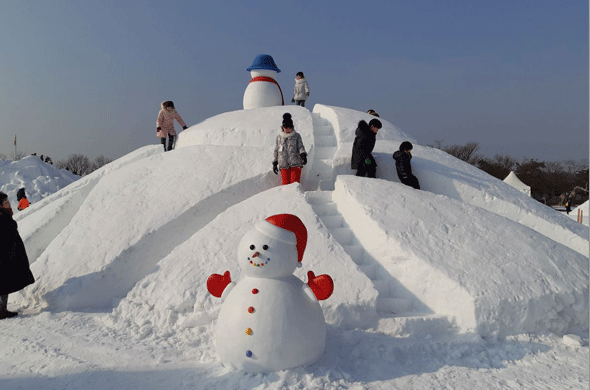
[
  {"x1": 250, "y1": 245, "x2": 255, "y2": 250},
  {"x1": 263, "y1": 245, "x2": 268, "y2": 250}
]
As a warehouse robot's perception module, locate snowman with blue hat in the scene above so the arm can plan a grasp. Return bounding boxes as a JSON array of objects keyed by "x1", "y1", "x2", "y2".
[{"x1": 243, "y1": 54, "x2": 284, "y2": 109}]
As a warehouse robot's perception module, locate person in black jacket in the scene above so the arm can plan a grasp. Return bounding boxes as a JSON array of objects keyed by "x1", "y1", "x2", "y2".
[
  {"x1": 351, "y1": 119, "x2": 382, "y2": 178},
  {"x1": 393, "y1": 141, "x2": 420, "y2": 189},
  {"x1": 0, "y1": 192, "x2": 35, "y2": 319}
]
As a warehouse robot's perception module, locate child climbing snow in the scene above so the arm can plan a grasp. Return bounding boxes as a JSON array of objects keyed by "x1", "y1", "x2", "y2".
[
  {"x1": 291, "y1": 72, "x2": 310, "y2": 107},
  {"x1": 156, "y1": 101, "x2": 188, "y2": 152},
  {"x1": 16, "y1": 188, "x2": 29, "y2": 211},
  {"x1": 272, "y1": 113, "x2": 307, "y2": 185}
]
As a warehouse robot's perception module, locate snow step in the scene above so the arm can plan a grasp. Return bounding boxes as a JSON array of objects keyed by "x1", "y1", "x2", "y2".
[
  {"x1": 315, "y1": 135, "x2": 336, "y2": 147},
  {"x1": 330, "y1": 227, "x2": 353, "y2": 244},
  {"x1": 376, "y1": 297, "x2": 413, "y2": 314},
  {"x1": 315, "y1": 147, "x2": 337, "y2": 159},
  {"x1": 319, "y1": 215, "x2": 344, "y2": 228},
  {"x1": 373, "y1": 280, "x2": 391, "y2": 297},
  {"x1": 311, "y1": 203, "x2": 338, "y2": 216},
  {"x1": 343, "y1": 245, "x2": 364, "y2": 261},
  {"x1": 306, "y1": 192, "x2": 333, "y2": 204},
  {"x1": 359, "y1": 264, "x2": 376, "y2": 278},
  {"x1": 314, "y1": 125, "x2": 333, "y2": 135},
  {"x1": 313, "y1": 159, "x2": 333, "y2": 171},
  {"x1": 319, "y1": 180, "x2": 335, "y2": 191},
  {"x1": 315, "y1": 170, "x2": 334, "y2": 181}
]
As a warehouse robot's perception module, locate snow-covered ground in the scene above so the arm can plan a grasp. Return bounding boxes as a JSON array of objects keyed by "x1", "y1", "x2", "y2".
[{"x1": 0, "y1": 105, "x2": 587, "y2": 389}]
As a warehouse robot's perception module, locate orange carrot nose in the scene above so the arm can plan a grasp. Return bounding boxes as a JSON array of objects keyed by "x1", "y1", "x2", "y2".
[{"x1": 252, "y1": 252, "x2": 260, "y2": 258}]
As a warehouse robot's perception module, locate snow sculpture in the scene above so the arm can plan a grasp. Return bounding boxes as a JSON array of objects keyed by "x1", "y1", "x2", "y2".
[
  {"x1": 207, "y1": 214, "x2": 334, "y2": 373},
  {"x1": 243, "y1": 54, "x2": 284, "y2": 109}
]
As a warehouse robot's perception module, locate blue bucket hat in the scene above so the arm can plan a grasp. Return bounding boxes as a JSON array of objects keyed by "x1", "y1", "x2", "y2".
[{"x1": 246, "y1": 54, "x2": 281, "y2": 73}]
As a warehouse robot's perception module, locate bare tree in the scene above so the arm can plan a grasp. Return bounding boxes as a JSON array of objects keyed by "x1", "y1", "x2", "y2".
[
  {"x1": 92, "y1": 155, "x2": 113, "y2": 171},
  {"x1": 11, "y1": 151, "x2": 27, "y2": 161},
  {"x1": 58, "y1": 154, "x2": 92, "y2": 176},
  {"x1": 429, "y1": 140, "x2": 482, "y2": 165}
]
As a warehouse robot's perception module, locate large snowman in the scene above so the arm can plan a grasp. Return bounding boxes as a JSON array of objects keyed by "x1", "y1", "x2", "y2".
[
  {"x1": 243, "y1": 54, "x2": 284, "y2": 109},
  {"x1": 207, "y1": 214, "x2": 334, "y2": 373}
]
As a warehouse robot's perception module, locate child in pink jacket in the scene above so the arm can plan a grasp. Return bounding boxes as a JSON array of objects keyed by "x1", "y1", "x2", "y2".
[{"x1": 156, "y1": 101, "x2": 188, "y2": 151}]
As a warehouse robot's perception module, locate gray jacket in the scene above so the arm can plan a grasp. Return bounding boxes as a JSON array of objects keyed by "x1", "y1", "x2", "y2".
[
  {"x1": 293, "y1": 78, "x2": 310, "y2": 101},
  {"x1": 273, "y1": 129, "x2": 306, "y2": 169}
]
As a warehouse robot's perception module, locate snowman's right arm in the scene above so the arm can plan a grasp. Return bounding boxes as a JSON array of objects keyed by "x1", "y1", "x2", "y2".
[{"x1": 207, "y1": 271, "x2": 234, "y2": 299}]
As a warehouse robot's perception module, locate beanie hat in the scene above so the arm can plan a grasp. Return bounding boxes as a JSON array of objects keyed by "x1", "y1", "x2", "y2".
[
  {"x1": 399, "y1": 141, "x2": 413, "y2": 151},
  {"x1": 263, "y1": 214, "x2": 307, "y2": 262},
  {"x1": 282, "y1": 113, "x2": 294, "y2": 128}
]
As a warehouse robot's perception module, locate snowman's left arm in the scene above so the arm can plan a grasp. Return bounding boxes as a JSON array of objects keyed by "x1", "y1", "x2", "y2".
[{"x1": 306, "y1": 271, "x2": 334, "y2": 301}]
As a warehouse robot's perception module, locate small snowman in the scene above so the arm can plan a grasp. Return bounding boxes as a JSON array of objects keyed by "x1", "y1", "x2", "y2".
[
  {"x1": 207, "y1": 214, "x2": 334, "y2": 373},
  {"x1": 243, "y1": 54, "x2": 284, "y2": 109}
]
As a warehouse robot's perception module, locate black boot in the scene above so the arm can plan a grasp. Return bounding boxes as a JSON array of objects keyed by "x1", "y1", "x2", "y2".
[{"x1": 0, "y1": 309, "x2": 18, "y2": 319}]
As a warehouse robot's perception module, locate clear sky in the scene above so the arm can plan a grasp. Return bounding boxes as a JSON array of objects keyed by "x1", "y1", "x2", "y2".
[{"x1": 1, "y1": 0, "x2": 587, "y2": 162}]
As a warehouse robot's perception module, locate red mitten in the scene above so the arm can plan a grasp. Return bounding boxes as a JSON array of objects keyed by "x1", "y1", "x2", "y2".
[
  {"x1": 307, "y1": 271, "x2": 334, "y2": 300},
  {"x1": 207, "y1": 271, "x2": 231, "y2": 298}
]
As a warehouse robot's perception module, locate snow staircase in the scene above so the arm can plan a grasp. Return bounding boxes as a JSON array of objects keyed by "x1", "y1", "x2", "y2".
[
  {"x1": 305, "y1": 113, "x2": 337, "y2": 191},
  {"x1": 306, "y1": 191, "x2": 413, "y2": 316}
]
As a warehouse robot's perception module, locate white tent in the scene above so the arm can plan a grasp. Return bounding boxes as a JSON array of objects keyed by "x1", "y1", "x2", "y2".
[{"x1": 503, "y1": 171, "x2": 531, "y2": 196}]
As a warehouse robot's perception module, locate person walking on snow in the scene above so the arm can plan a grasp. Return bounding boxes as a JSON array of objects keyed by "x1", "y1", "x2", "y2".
[
  {"x1": 156, "y1": 101, "x2": 188, "y2": 152},
  {"x1": 393, "y1": 141, "x2": 420, "y2": 190},
  {"x1": 0, "y1": 192, "x2": 35, "y2": 319},
  {"x1": 351, "y1": 118, "x2": 382, "y2": 178},
  {"x1": 16, "y1": 188, "x2": 29, "y2": 211},
  {"x1": 272, "y1": 113, "x2": 307, "y2": 185},
  {"x1": 291, "y1": 72, "x2": 310, "y2": 107}
]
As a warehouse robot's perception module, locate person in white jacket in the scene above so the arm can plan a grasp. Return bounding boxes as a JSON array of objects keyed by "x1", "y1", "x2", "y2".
[{"x1": 291, "y1": 72, "x2": 310, "y2": 107}]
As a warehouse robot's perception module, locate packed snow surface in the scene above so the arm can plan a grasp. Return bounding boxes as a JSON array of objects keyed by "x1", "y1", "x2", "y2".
[{"x1": 1, "y1": 104, "x2": 587, "y2": 389}]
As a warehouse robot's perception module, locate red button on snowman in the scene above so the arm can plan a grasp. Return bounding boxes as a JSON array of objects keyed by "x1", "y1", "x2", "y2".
[{"x1": 207, "y1": 214, "x2": 334, "y2": 373}]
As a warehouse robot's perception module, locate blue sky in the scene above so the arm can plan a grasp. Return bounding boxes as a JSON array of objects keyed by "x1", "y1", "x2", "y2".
[{"x1": 1, "y1": 0, "x2": 587, "y2": 162}]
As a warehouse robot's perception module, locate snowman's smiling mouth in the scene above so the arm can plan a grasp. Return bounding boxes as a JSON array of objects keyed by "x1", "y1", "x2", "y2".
[{"x1": 248, "y1": 251, "x2": 271, "y2": 267}]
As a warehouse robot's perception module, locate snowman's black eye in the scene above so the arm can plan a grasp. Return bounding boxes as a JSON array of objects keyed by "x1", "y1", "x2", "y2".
[
  {"x1": 262, "y1": 245, "x2": 268, "y2": 250},
  {"x1": 249, "y1": 245, "x2": 255, "y2": 250}
]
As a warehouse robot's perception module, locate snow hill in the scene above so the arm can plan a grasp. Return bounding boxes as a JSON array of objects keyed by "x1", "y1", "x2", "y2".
[
  {"x1": 3, "y1": 104, "x2": 588, "y2": 389},
  {"x1": 0, "y1": 156, "x2": 79, "y2": 207}
]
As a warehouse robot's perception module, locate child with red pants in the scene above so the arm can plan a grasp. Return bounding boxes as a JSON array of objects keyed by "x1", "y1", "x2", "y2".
[{"x1": 272, "y1": 113, "x2": 307, "y2": 185}]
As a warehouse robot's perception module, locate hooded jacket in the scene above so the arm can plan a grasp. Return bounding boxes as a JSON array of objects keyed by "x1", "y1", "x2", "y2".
[
  {"x1": 156, "y1": 102, "x2": 187, "y2": 138},
  {"x1": 273, "y1": 129, "x2": 307, "y2": 169},
  {"x1": 0, "y1": 208, "x2": 35, "y2": 295},
  {"x1": 392, "y1": 150, "x2": 413, "y2": 180},
  {"x1": 293, "y1": 78, "x2": 310, "y2": 101},
  {"x1": 351, "y1": 120, "x2": 377, "y2": 170}
]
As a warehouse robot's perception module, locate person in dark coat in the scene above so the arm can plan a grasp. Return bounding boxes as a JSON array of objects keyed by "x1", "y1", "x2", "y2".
[
  {"x1": 351, "y1": 118, "x2": 382, "y2": 178},
  {"x1": 0, "y1": 192, "x2": 35, "y2": 319},
  {"x1": 393, "y1": 141, "x2": 420, "y2": 190}
]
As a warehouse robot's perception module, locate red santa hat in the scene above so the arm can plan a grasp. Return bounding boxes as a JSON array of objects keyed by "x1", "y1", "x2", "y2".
[{"x1": 258, "y1": 214, "x2": 307, "y2": 262}]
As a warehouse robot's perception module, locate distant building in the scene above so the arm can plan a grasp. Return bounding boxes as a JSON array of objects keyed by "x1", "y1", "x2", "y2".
[{"x1": 503, "y1": 171, "x2": 531, "y2": 197}]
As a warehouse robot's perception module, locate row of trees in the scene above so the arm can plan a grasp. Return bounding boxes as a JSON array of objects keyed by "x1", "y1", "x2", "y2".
[
  {"x1": 431, "y1": 140, "x2": 589, "y2": 204},
  {"x1": 55, "y1": 154, "x2": 114, "y2": 176}
]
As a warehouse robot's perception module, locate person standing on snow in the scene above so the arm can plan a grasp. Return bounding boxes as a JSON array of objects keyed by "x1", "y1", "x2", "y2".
[
  {"x1": 272, "y1": 113, "x2": 307, "y2": 185},
  {"x1": 156, "y1": 101, "x2": 188, "y2": 152},
  {"x1": 393, "y1": 141, "x2": 420, "y2": 190},
  {"x1": 0, "y1": 192, "x2": 35, "y2": 319},
  {"x1": 291, "y1": 72, "x2": 310, "y2": 107},
  {"x1": 16, "y1": 188, "x2": 30, "y2": 211},
  {"x1": 351, "y1": 118, "x2": 382, "y2": 178}
]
